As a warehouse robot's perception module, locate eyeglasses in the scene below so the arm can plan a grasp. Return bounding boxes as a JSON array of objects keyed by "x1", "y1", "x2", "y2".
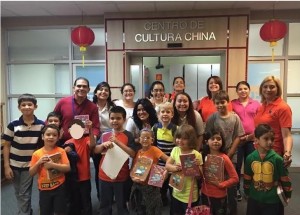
[
  {"x1": 123, "y1": 90, "x2": 134, "y2": 93},
  {"x1": 153, "y1": 89, "x2": 164, "y2": 92},
  {"x1": 209, "y1": 136, "x2": 222, "y2": 141}
]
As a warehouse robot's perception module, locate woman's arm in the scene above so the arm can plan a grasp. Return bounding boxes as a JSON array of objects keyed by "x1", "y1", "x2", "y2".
[{"x1": 281, "y1": 127, "x2": 293, "y2": 166}]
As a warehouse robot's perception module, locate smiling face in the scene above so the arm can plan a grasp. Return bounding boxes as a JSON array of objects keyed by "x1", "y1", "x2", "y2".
[
  {"x1": 236, "y1": 83, "x2": 250, "y2": 100},
  {"x1": 47, "y1": 116, "x2": 61, "y2": 128},
  {"x1": 42, "y1": 127, "x2": 59, "y2": 147},
  {"x1": 173, "y1": 77, "x2": 185, "y2": 93},
  {"x1": 261, "y1": 80, "x2": 278, "y2": 102},
  {"x1": 152, "y1": 83, "x2": 165, "y2": 102},
  {"x1": 122, "y1": 85, "x2": 135, "y2": 101},
  {"x1": 139, "y1": 131, "x2": 153, "y2": 150},
  {"x1": 73, "y1": 79, "x2": 90, "y2": 101},
  {"x1": 208, "y1": 78, "x2": 220, "y2": 94},
  {"x1": 137, "y1": 104, "x2": 150, "y2": 122},
  {"x1": 207, "y1": 134, "x2": 223, "y2": 152},
  {"x1": 214, "y1": 99, "x2": 229, "y2": 115},
  {"x1": 109, "y1": 112, "x2": 125, "y2": 131},
  {"x1": 158, "y1": 107, "x2": 173, "y2": 124},
  {"x1": 18, "y1": 101, "x2": 37, "y2": 117},
  {"x1": 175, "y1": 137, "x2": 190, "y2": 151},
  {"x1": 175, "y1": 94, "x2": 189, "y2": 113},
  {"x1": 96, "y1": 86, "x2": 109, "y2": 101}
]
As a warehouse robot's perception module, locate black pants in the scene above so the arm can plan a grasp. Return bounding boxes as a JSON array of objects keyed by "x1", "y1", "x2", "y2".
[
  {"x1": 201, "y1": 193, "x2": 227, "y2": 215},
  {"x1": 246, "y1": 197, "x2": 283, "y2": 215}
]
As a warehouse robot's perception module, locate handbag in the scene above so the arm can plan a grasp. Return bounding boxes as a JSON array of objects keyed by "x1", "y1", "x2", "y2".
[{"x1": 185, "y1": 177, "x2": 211, "y2": 215}]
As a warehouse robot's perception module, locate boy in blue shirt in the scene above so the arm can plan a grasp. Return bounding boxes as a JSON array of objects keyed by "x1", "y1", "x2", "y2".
[{"x1": 2, "y1": 93, "x2": 44, "y2": 215}]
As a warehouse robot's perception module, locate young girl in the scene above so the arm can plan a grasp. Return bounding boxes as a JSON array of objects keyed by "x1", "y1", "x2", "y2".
[
  {"x1": 29, "y1": 124, "x2": 70, "y2": 215},
  {"x1": 201, "y1": 129, "x2": 239, "y2": 215},
  {"x1": 166, "y1": 124, "x2": 203, "y2": 215},
  {"x1": 129, "y1": 128, "x2": 168, "y2": 215}
]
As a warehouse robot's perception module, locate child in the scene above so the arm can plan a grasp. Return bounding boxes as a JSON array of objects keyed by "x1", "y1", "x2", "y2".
[
  {"x1": 2, "y1": 93, "x2": 44, "y2": 215},
  {"x1": 64, "y1": 118, "x2": 96, "y2": 215},
  {"x1": 201, "y1": 129, "x2": 239, "y2": 215},
  {"x1": 152, "y1": 101, "x2": 177, "y2": 206},
  {"x1": 129, "y1": 128, "x2": 169, "y2": 215},
  {"x1": 94, "y1": 106, "x2": 138, "y2": 215},
  {"x1": 29, "y1": 124, "x2": 70, "y2": 215},
  {"x1": 46, "y1": 111, "x2": 64, "y2": 147},
  {"x1": 165, "y1": 124, "x2": 203, "y2": 215},
  {"x1": 244, "y1": 124, "x2": 292, "y2": 215},
  {"x1": 205, "y1": 90, "x2": 244, "y2": 215}
]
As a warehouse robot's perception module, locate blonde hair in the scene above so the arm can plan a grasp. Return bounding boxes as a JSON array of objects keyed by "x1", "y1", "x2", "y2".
[
  {"x1": 259, "y1": 76, "x2": 282, "y2": 103},
  {"x1": 157, "y1": 102, "x2": 173, "y2": 113},
  {"x1": 174, "y1": 124, "x2": 197, "y2": 150}
]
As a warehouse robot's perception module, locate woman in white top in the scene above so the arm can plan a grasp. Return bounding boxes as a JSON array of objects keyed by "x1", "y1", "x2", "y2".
[
  {"x1": 148, "y1": 81, "x2": 168, "y2": 112},
  {"x1": 114, "y1": 83, "x2": 136, "y2": 128},
  {"x1": 92, "y1": 81, "x2": 115, "y2": 199}
]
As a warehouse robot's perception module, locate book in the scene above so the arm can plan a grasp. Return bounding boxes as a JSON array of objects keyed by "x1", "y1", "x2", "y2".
[
  {"x1": 74, "y1": 115, "x2": 89, "y2": 134},
  {"x1": 169, "y1": 171, "x2": 185, "y2": 191},
  {"x1": 277, "y1": 185, "x2": 288, "y2": 207},
  {"x1": 130, "y1": 157, "x2": 153, "y2": 182},
  {"x1": 47, "y1": 152, "x2": 63, "y2": 180},
  {"x1": 203, "y1": 154, "x2": 224, "y2": 183},
  {"x1": 180, "y1": 153, "x2": 200, "y2": 176},
  {"x1": 148, "y1": 165, "x2": 166, "y2": 188}
]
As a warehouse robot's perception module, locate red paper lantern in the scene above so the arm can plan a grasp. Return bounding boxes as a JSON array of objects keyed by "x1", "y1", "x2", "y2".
[
  {"x1": 259, "y1": 19, "x2": 287, "y2": 61},
  {"x1": 71, "y1": 26, "x2": 95, "y2": 51}
]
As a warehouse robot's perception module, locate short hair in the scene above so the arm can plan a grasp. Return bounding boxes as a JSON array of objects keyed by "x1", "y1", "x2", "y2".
[
  {"x1": 203, "y1": 128, "x2": 226, "y2": 154},
  {"x1": 206, "y1": 76, "x2": 223, "y2": 99},
  {"x1": 157, "y1": 102, "x2": 173, "y2": 113},
  {"x1": 133, "y1": 98, "x2": 158, "y2": 130},
  {"x1": 148, "y1": 81, "x2": 165, "y2": 98},
  {"x1": 74, "y1": 77, "x2": 90, "y2": 88},
  {"x1": 236, "y1": 81, "x2": 250, "y2": 91},
  {"x1": 172, "y1": 76, "x2": 185, "y2": 86},
  {"x1": 254, "y1": 124, "x2": 274, "y2": 139},
  {"x1": 213, "y1": 90, "x2": 229, "y2": 102},
  {"x1": 140, "y1": 128, "x2": 154, "y2": 137},
  {"x1": 18, "y1": 93, "x2": 37, "y2": 106},
  {"x1": 41, "y1": 124, "x2": 60, "y2": 135},
  {"x1": 174, "y1": 124, "x2": 197, "y2": 150},
  {"x1": 259, "y1": 76, "x2": 282, "y2": 103},
  {"x1": 46, "y1": 111, "x2": 62, "y2": 122},
  {"x1": 120, "y1": 83, "x2": 135, "y2": 94},
  {"x1": 109, "y1": 106, "x2": 126, "y2": 119},
  {"x1": 69, "y1": 119, "x2": 85, "y2": 129}
]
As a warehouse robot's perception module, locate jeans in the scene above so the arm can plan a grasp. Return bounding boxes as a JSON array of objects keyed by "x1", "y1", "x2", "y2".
[{"x1": 12, "y1": 169, "x2": 33, "y2": 215}]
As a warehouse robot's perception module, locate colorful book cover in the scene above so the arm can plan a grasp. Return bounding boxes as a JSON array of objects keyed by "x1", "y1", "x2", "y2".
[
  {"x1": 169, "y1": 171, "x2": 185, "y2": 191},
  {"x1": 130, "y1": 157, "x2": 153, "y2": 182},
  {"x1": 148, "y1": 165, "x2": 166, "y2": 188},
  {"x1": 180, "y1": 153, "x2": 200, "y2": 176},
  {"x1": 203, "y1": 154, "x2": 224, "y2": 183},
  {"x1": 74, "y1": 115, "x2": 89, "y2": 134},
  {"x1": 47, "y1": 152, "x2": 63, "y2": 180},
  {"x1": 100, "y1": 131, "x2": 113, "y2": 154}
]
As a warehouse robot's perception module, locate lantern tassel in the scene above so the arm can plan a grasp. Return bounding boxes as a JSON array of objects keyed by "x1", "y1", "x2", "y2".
[
  {"x1": 82, "y1": 54, "x2": 85, "y2": 67},
  {"x1": 272, "y1": 48, "x2": 274, "y2": 62}
]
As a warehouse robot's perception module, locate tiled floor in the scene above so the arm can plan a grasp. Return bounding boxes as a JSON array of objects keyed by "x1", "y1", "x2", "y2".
[{"x1": 1, "y1": 169, "x2": 299, "y2": 215}]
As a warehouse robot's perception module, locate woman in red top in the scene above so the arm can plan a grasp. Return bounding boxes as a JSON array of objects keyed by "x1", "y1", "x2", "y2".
[
  {"x1": 254, "y1": 76, "x2": 293, "y2": 165},
  {"x1": 167, "y1": 77, "x2": 185, "y2": 102}
]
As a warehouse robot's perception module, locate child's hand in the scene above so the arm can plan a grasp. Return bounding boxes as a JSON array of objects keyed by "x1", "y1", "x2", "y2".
[
  {"x1": 174, "y1": 164, "x2": 182, "y2": 172},
  {"x1": 103, "y1": 141, "x2": 114, "y2": 149},
  {"x1": 132, "y1": 176, "x2": 143, "y2": 183},
  {"x1": 85, "y1": 120, "x2": 93, "y2": 130},
  {"x1": 38, "y1": 155, "x2": 50, "y2": 165},
  {"x1": 64, "y1": 146, "x2": 72, "y2": 153},
  {"x1": 163, "y1": 170, "x2": 168, "y2": 181},
  {"x1": 209, "y1": 180, "x2": 221, "y2": 188}
]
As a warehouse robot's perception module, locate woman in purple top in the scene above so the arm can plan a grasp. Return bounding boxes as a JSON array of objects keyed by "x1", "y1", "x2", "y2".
[{"x1": 231, "y1": 81, "x2": 260, "y2": 201}]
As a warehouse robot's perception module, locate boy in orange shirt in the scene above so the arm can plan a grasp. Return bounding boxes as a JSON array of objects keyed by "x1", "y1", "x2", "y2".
[{"x1": 30, "y1": 124, "x2": 70, "y2": 215}]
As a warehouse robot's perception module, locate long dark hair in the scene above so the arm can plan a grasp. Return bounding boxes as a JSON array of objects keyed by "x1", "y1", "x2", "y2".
[
  {"x1": 202, "y1": 128, "x2": 226, "y2": 160},
  {"x1": 206, "y1": 76, "x2": 223, "y2": 99},
  {"x1": 172, "y1": 92, "x2": 196, "y2": 128},
  {"x1": 93, "y1": 81, "x2": 115, "y2": 109},
  {"x1": 133, "y1": 98, "x2": 158, "y2": 130}
]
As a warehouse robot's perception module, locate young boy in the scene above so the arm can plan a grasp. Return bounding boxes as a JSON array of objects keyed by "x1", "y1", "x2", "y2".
[
  {"x1": 2, "y1": 93, "x2": 45, "y2": 215},
  {"x1": 205, "y1": 90, "x2": 244, "y2": 215},
  {"x1": 46, "y1": 111, "x2": 64, "y2": 147},
  {"x1": 152, "y1": 102, "x2": 177, "y2": 206},
  {"x1": 29, "y1": 124, "x2": 70, "y2": 215},
  {"x1": 64, "y1": 118, "x2": 96, "y2": 215},
  {"x1": 244, "y1": 124, "x2": 292, "y2": 215},
  {"x1": 94, "y1": 106, "x2": 138, "y2": 215},
  {"x1": 130, "y1": 128, "x2": 169, "y2": 215}
]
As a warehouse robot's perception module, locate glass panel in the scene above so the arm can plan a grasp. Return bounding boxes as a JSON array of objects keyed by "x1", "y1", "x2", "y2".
[
  {"x1": 9, "y1": 64, "x2": 70, "y2": 95},
  {"x1": 287, "y1": 60, "x2": 300, "y2": 93},
  {"x1": 73, "y1": 28, "x2": 106, "y2": 60},
  {"x1": 130, "y1": 65, "x2": 141, "y2": 101},
  {"x1": 9, "y1": 98, "x2": 59, "y2": 122},
  {"x1": 288, "y1": 23, "x2": 300, "y2": 55},
  {"x1": 8, "y1": 29, "x2": 69, "y2": 61},
  {"x1": 287, "y1": 97, "x2": 300, "y2": 129},
  {"x1": 75, "y1": 64, "x2": 106, "y2": 101},
  {"x1": 247, "y1": 62, "x2": 281, "y2": 101},
  {"x1": 249, "y1": 24, "x2": 284, "y2": 57}
]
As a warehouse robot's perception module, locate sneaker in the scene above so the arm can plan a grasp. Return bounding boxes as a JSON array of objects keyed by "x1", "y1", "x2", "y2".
[{"x1": 237, "y1": 190, "x2": 242, "y2": 201}]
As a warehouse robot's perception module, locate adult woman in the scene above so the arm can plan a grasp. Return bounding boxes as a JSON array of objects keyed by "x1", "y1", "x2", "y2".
[
  {"x1": 114, "y1": 83, "x2": 136, "y2": 127},
  {"x1": 167, "y1": 76, "x2": 185, "y2": 102},
  {"x1": 92, "y1": 81, "x2": 115, "y2": 200},
  {"x1": 172, "y1": 92, "x2": 204, "y2": 151},
  {"x1": 196, "y1": 75, "x2": 232, "y2": 122},
  {"x1": 254, "y1": 76, "x2": 293, "y2": 164},
  {"x1": 126, "y1": 98, "x2": 158, "y2": 144},
  {"x1": 231, "y1": 81, "x2": 260, "y2": 201},
  {"x1": 148, "y1": 81, "x2": 167, "y2": 111}
]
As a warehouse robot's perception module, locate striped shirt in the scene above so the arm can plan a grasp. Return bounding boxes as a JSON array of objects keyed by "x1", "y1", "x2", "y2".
[
  {"x1": 2, "y1": 116, "x2": 44, "y2": 170},
  {"x1": 152, "y1": 122, "x2": 177, "y2": 166}
]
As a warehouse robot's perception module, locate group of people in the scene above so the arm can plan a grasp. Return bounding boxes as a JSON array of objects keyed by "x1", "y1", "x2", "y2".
[{"x1": 2, "y1": 74, "x2": 293, "y2": 215}]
